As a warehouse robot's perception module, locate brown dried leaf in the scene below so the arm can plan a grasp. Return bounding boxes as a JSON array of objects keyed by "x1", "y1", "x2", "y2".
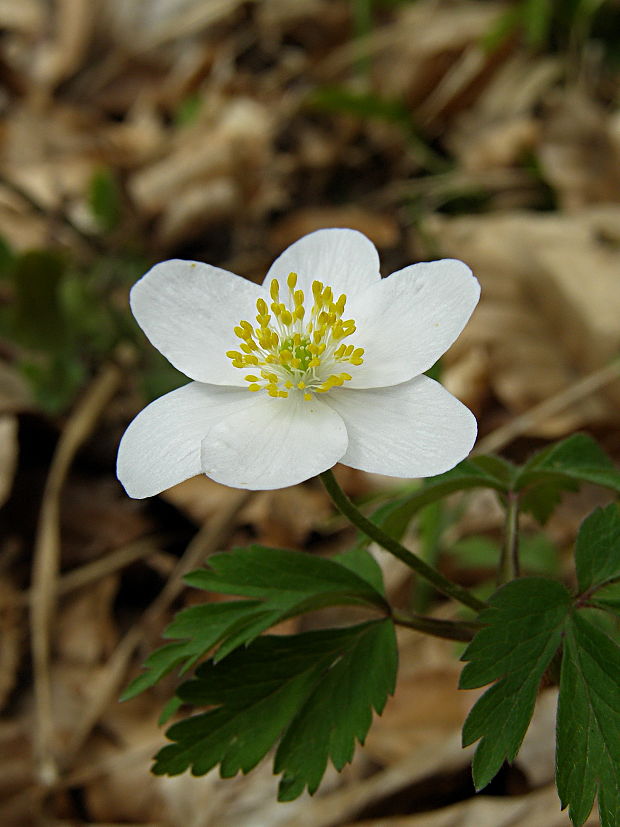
[
  {"x1": 55, "y1": 577, "x2": 119, "y2": 666},
  {"x1": 270, "y1": 207, "x2": 399, "y2": 255},
  {"x1": 0, "y1": 579, "x2": 22, "y2": 711},
  {"x1": 426, "y1": 208, "x2": 620, "y2": 434}
]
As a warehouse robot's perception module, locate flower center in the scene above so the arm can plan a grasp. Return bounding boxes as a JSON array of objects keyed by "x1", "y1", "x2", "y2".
[{"x1": 226, "y1": 272, "x2": 364, "y2": 400}]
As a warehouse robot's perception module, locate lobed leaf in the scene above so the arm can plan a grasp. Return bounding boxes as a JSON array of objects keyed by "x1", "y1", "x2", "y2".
[
  {"x1": 516, "y1": 434, "x2": 620, "y2": 524},
  {"x1": 557, "y1": 612, "x2": 620, "y2": 827},
  {"x1": 574, "y1": 504, "x2": 620, "y2": 595},
  {"x1": 122, "y1": 546, "x2": 387, "y2": 700},
  {"x1": 153, "y1": 620, "x2": 398, "y2": 800},
  {"x1": 459, "y1": 578, "x2": 572, "y2": 790}
]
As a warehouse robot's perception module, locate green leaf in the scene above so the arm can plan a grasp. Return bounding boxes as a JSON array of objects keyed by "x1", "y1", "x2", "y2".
[
  {"x1": 331, "y1": 547, "x2": 385, "y2": 595},
  {"x1": 120, "y1": 600, "x2": 264, "y2": 701},
  {"x1": 575, "y1": 504, "x2": 620, "y2": 594},
  {"x1": 592, "y1": 581, "x2": 620, "y2": 612},
  {"x1": 185, "y1": 545, "x2": 388, "y2": 613},
  {"x1": 460, "y1": 578, "x2": 572, "y2": 790},
  {"x1": 368, "y1": 456, "x2": 513, "y2": 542},
  {"x1": 152, "y1": 620, "x2": 397, "y2": 800},
  {"x1": 516, "y1": 435, "x2": 620, "y2": 523},
  {"x1": 122, "y1": 546, "x2": 388, "y2": 700},
  {"x1": 557, "y1": 612, "x2": 620, "y2": 827}
]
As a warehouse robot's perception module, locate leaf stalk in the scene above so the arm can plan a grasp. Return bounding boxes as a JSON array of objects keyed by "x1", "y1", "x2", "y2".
[{"x1": 319, "y1": 469, "x2": 487, "y2": 613}]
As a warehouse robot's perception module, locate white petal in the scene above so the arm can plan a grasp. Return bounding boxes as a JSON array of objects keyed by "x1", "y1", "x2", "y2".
[
  {"x1": 117, "y1": 382, "x2": 257, "y2": 498},
  {"x1": 345, "y1": 259, "x2": 480, "y2": 388},
  {"x1": 130, "y1": 259, "x2": 263, "y2": 385},
  {"x1": 264, "y1": 228, "x2": 381, "y2": 300},
  {"x1": 200, "y1": 393, "x2": 348, "y2": 490},
  {"x1": 324, "y1": 376, "x2": 477, "y2": 478}
]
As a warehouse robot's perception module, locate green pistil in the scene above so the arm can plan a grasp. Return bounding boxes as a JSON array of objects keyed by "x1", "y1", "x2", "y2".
[{"x1": 280, "y1": 336, "x2": 312, "y2": 371}]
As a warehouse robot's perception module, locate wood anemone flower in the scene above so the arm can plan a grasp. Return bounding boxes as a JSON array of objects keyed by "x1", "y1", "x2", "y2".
[{"x1": 117, "y1": 228, "x2": 480, "y2": 494}]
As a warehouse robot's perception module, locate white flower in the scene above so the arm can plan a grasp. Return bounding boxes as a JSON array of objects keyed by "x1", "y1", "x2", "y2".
[{"x1": 117, "y1": 229, "x2": 480, "y2": 494}]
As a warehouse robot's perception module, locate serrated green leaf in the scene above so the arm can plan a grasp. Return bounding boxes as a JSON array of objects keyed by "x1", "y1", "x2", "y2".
[
  {"x1": 158, "y1": 695, "x2": 182, "y2": 726},
  {"x1": 368, "y1": 456, "x2": 512, "y2": 542},
  {"x1": 120, "y1": 600, "x2": 264, "y2": 701},
  {"x1": 575, "y1": 504, "x2": 620, "y2": 594},
  {"x1": 516, "y1": 435, "x2": 620, "y2": 524},
  {"x1": 557, "y1": 611, "x2": 620, "y2": 827},
  {"x1": 185, "y1": 545, "x2": 388, "y2": 611},
  {"x1": 122, "y1": 546, "x2": 388, "y2": 700},
  {"x1": 460, "y1": 578, "x2": 572, "y2": 790},
  {"x1": 153, "y1": 620, "x2": 397, "y2": 799},
  {"x1": 275, "y1": 619, "x2": 397, "y2": 800}
]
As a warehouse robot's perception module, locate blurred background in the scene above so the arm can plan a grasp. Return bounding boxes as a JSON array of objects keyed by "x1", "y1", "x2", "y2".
[{"x1": 1, "y1": 0, "x2": 619, "y2": 823}]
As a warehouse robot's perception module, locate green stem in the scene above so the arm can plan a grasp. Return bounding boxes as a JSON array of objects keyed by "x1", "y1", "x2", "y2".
[
  {"x1": 392, "y1": 610, "x2": 481, "y2": 642},
  {"x1": 498, "y1": 491, "x2": 520, "y2": 585},
  {"x1": 320, "y1": 469, "x2": 487, "y2": 613}
]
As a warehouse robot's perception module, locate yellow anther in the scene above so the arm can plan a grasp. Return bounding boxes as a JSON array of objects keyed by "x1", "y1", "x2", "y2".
[{"x1": 229, "y1": 275, "x2": 363, "y2": 399}]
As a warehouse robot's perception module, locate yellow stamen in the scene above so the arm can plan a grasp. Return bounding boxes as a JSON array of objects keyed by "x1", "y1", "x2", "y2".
[{"x1": 226, "y1": 274, "x2": 365, "y2": 401}]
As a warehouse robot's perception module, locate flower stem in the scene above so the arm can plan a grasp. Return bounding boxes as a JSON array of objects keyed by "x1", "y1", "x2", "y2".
[
  {"x1": 498, "y1": 491, "x2": 520, "y2": 585},
  {"x1": 319, "y1": 469, "x2": 487, "y2": 613},
  {"x1": 392, "y1": 610, "x2": 481, "y2": 642}
]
